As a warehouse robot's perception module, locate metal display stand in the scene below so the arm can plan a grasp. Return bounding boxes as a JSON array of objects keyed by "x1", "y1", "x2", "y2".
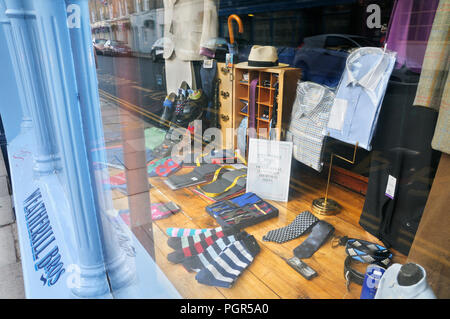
[{"x1": 312, "y1": 142, "x2": 359, "y2": 215}]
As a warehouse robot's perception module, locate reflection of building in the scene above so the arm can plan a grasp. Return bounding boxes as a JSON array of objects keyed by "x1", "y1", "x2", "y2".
[
  {"x1": 129, "y1": 7, "x2": 164, "y2": 54},
  {"x1": 89, "y1": 0, "x2": 393, "y2": 55},
  {"x1": 90, "y1": 0, "x2": 133, "y2": 44},
  {"x1": 218, "y1": 0, "x2": 394, "y2": 47},
  {"x1": 89, "y1": 0, "x2": 164, "y2": 54}
]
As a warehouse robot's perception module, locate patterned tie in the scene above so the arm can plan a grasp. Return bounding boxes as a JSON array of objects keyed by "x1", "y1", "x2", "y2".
[
  {"x1": 248, "y1": 79, "x2": 259, "y2": 139},
  {"x1": 262, "y1": 211, "x2": 319, "y2": 243}
]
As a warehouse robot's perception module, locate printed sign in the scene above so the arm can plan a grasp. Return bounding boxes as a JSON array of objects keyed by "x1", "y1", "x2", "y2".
[
  {"x1": 23, "y1": 188, "x2": 66, "y2": 287},
  {"x1": 246, "y1": 139, "x2": 293, "y2": 202}
]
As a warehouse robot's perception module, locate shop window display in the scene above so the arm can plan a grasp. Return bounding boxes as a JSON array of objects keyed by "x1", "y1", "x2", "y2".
[{"x1": 0, "y1": 0, "x2": 448, "y2": 301}]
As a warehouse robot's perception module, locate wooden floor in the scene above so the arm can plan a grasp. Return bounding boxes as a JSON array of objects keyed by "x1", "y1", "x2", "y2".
[
  {"x1": 110, "y1": 163, "x2": 406, "y2": 299},
  {"x1": 100, "y1": 95, "x2": 407, "y2": 299}
]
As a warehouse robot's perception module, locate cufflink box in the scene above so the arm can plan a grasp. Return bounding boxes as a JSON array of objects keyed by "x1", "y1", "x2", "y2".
[{"x1": 205, "y1": 193, "x2": 279, "y2": 230}]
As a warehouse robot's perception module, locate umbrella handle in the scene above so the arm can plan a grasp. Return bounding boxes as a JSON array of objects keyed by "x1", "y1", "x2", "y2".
[{"x1": 227, "y1": 14, "x2": 243, "y2": 45}]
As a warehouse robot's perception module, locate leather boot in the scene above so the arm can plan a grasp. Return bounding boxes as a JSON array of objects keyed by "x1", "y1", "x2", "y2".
[{"x1": 160, "y1": 92, "x2": 177, "y2": 128}]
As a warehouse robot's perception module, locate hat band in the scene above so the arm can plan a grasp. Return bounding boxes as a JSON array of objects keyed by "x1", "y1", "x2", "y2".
[{"x1": 248, "y1": 59, "x2": 279, "y2": 67}]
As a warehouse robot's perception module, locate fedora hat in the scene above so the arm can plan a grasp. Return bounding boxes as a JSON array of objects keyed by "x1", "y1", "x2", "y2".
[{"x1": 236, "y1": 45, "x2": 289, "y2": 69}]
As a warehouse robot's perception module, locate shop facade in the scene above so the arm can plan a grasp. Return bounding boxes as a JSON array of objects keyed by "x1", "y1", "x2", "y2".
[{"x1": 0, "y1": 0, "x2": 448, "y2": 299}]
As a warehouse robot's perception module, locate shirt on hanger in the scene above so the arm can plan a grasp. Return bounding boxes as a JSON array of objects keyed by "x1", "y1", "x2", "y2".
[
  {"x1": 326, "y1": 47, "x2": 396, "y2": 151},
  {"x1": 286, "y1": 81, "x2": 334, "y2": 172}
]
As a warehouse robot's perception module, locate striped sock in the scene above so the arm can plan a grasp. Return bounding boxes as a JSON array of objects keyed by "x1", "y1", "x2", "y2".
[
  {"x1": 195, "y1": 235, "x2": 260, "y2": 288},
  {"x1": 167, "y1": 231, "x2": 246, "y2": 264},
  {"x1": 166, "y1": 227, "x2": 220, "y2": 237},
  {"x1": 182, "y1": 232, "x2": 247, "y2": 272},
  {"x1": 167, "y1": 227, "x2": 238, "y2": 250}
]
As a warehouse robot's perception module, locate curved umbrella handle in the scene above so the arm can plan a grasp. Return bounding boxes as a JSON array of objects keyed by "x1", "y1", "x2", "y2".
[{"x1": 227, "y1": 14, "x2": 244, "y2": 45}]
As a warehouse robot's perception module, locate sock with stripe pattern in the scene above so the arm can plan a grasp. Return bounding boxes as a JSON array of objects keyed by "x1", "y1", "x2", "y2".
[
  {"x1": 181, "y1": 232, "x2": 246, "y2": 272},
  {"x1": 167, "y1": 231, "x2": 247, "y2": 264},
  {"x1": 165, "y1": 227, "x2": 220, "y2": 238},
  {"x1": 195, "y1": 235, "x2": 260, "y2": 288},
  {"x1": 167, "y1": 227, "x2": 238, "y2": 250}
]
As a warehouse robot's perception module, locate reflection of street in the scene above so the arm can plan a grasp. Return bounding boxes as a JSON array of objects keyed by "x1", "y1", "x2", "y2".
[{"x1": 96, "y1": 55, "x2": 167, "y2": 125}]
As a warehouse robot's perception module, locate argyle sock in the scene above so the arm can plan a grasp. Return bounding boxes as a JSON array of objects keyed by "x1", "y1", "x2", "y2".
[
  {"x1": 195, "y1": 235, "x2": 260, "y2": 288},
  {"x1": 166, "y1": 227, "x2": 220, "y2": 238},
  {"x1": 262, "y1": 211, "x2": 319, "y2": 243},
  {"x1": 167, "y1": 227, "x2": 237, "y2": 250},
  {"x1": 182, "y1": 232, "x2": 247, "y2": 272},
  {"x1": 167, "y1": 231, "x2": 246, "y2": 264}
]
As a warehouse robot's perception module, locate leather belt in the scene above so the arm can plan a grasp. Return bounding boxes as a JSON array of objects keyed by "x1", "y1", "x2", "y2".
[
  {"x1": 333, "y1": 236, "x2": 392, "y2": 292},
  {"x1": 344, "y1": 256, "x2": 365, "y2": 291}
]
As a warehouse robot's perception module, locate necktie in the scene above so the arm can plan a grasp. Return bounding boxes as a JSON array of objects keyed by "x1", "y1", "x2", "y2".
[
  {"x1": 249, "y1": 79, "x2": 259, "y2": 139},
  {"x1": 262, "y1": 211, "x2": 319, "y2": 243},
  {"x1": 293, "y1": 220, "x2": 335, "y2": 259}
]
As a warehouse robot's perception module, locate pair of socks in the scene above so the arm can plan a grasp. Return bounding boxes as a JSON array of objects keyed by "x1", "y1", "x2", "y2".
[
  {"x1": 195, "y1": 234, "x2": 260, "y2": 288},
  {"x1": 166, "y1": 226, "x2": 219, "y2": 237},
  {"x1": 167, "y1": 229, "x2": 243, "y2": 264},
  {"x1": 181, "y1": 232, "x2": 247, "y2": 271},
  {"x1": 167, "y1": 227, "x2": 238, "y2": 250},
  {"x1": 166, "y1": 226, "x2": 260, "y2": 288}
]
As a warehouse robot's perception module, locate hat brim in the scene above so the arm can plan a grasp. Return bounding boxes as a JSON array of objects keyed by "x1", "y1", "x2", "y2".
[{"x1": 235, "y1": 62, "x2": 289, "y2": 69}]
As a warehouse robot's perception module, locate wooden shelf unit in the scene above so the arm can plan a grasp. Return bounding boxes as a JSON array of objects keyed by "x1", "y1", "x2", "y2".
[
  {"x1": 233, "y1": 65, "x2": 301, "y2": 155},
  {"x1": 216, "y1": 62, "x2": 235, "y2": 149}
]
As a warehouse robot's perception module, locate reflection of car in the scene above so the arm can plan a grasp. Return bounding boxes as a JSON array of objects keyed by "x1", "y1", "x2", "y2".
[
  {"x1": 292, "y1": 34, "x2": 379, "y2": 88},
  {"x1": 150, "y1": 37, "x2": 168, "y2": 62},
  {"x1": 302, "y1": 34, "x2": 378, "y2": 51},
  {"x1": 93, "y1": 38, "x2": 107, "y2": 55},
  {"x1": 102, "y1": 40, "x2": 132, "y2": 56},
  {"x1": 293, "y1": 47, "x2": 349, "y2": 89}
]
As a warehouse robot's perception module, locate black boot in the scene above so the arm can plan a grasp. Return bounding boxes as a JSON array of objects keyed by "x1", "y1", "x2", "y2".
[
  {"x1": 171, "y1": 81, "x2": 190, "y2": 125},
  {"x1": 160, "y1": 92, "x2": 177, "y2": 128},
  {"x1": 175, "y1": 89, "x2": 207, "y2": 127}
]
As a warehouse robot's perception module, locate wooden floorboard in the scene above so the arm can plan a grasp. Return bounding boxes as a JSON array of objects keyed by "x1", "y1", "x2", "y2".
[
  {"x1": 102, "y1": 96, "x2": 407, "y2": 299},
  {"x1": 110, "y1": 164, "x2": 407, "y2": 299}
]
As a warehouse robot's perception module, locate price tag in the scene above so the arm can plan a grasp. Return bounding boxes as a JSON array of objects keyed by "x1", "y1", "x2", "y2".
[
  {"x1": 385, "y1": 175, "x2": 397, "y2": 199},
  {"x1": 203, "y1": 59, "x2": 213, "y2": 69},
  {"x1": 328, "y1": 98, "x2": 348, "y2": 131}
]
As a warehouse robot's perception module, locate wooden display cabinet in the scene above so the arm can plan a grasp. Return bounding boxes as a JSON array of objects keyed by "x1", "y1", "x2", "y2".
[
  {"x1": 233, "y1": 65, "x2": 301, "y2": 155},
  {"x1": 216, "y1": 62, "x2": 235, "y2": 149}
]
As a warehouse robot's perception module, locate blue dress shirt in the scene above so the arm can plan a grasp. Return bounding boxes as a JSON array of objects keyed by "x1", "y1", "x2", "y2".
[
  {"x1": 327, "y1": 47, "x2": 397, "y2": 150},
  {"x1": 375, "y1": 264, "x2": 436, "y2": 299}
]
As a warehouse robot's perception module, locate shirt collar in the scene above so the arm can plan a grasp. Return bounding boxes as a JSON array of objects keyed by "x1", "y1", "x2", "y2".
[
  {"x1": 384, "y1": 264, "x2": 432, "y2": 299},
  {"x1": 296, "y1": 82, "x2": 327, "y2": 121},
  {"x1": 345, "y1": 47, "x2": 390, "y2": 95}
]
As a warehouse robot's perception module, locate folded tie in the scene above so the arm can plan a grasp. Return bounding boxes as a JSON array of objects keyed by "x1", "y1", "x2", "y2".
[
  {"x1": 262, "y1": 211, "x2": 319, "y2": 243},
  {"x1": 293, "y1": 220, "x2": 335, "y2": 259}
]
